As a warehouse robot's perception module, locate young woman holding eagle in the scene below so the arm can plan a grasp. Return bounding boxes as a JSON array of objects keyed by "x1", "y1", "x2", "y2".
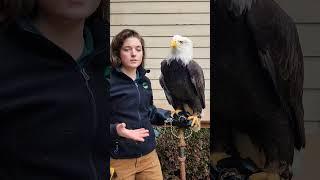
[{"x1": 108, "y1": 29, "x2": 171, "y2": 179}]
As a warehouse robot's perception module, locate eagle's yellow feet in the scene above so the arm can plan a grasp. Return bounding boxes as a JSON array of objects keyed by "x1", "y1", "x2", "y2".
[
  {"x1": 187, "y1": 115, "x2": 200, "y2": 127},
  {"x1": 249, "y1": 172, "x2": 280, "y2": 180},
  {"x1": 187, "y1": 115, "x2": 201, "y2": 131},
  {"x1": 171, "y1": 109, "x2": 182, "y2": 117}
]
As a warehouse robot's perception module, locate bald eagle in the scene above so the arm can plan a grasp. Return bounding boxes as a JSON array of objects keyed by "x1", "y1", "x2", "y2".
[
  {"x1": 212, "y1": 0, "x2": 305, "y2": 179},
  {"x1": 159, "y1": 35, "x2": 205, "y2": 132}
]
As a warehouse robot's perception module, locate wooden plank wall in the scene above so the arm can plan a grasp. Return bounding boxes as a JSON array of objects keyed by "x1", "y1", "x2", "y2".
[
  {"x1": 110, "y1": 0, "x2": 211, "y2": 125},
  {"x1": 274, "y1": 0, "x2": 320, "y2": 179}
]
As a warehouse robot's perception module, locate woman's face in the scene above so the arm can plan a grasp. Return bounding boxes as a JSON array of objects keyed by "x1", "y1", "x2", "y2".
[
  {"x1": 37, "y1": 0, "x2": 101, "y2": 20},
  {"x1": 120, "y1": 37, "x2": 143, "y2": 71}
]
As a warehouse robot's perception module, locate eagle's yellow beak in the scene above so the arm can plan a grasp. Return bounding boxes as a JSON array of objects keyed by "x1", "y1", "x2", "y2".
[{"x1": 170, "y1": 40, "x2": 177, "y2": 48}]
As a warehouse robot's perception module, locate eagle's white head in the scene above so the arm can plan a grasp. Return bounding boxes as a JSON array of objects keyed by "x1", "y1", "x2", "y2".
[{"x1": 166, "y1": 35, "x2": 193, "y2": 66}]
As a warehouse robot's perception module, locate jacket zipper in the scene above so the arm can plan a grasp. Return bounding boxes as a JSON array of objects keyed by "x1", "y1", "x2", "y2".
[
  {"x1": 80, "y1": 68, "x2": 98, "y2": 180},
  {"x1": 134, "y1": 81, "x2": 142, "y2": 128}
]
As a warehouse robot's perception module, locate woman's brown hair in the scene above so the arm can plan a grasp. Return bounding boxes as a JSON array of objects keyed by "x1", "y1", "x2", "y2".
[{"x1": 110, "y1": 29, "x2": 145, "y2": 68}]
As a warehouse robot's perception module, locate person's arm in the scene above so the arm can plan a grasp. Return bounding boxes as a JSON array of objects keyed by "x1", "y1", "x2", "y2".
[
  {"x1": 149, "y1": 105, "x2": 171, "y2": 126},
  {"x1": 147, "y1": 78, "x2": 171, "y2": 125}
]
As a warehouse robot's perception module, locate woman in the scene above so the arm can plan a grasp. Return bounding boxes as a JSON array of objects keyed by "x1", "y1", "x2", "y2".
[
  {"x1": 0, "y1": 0, "x2": 110, "y2": 179},
  {"x1": 109, "y1": 29, "x2": 170, "y2": 179}
]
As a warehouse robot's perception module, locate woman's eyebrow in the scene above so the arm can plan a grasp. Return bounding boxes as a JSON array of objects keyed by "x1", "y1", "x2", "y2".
[{"x1": 122, "y1": 45, "x2": 142, "y2": 48}]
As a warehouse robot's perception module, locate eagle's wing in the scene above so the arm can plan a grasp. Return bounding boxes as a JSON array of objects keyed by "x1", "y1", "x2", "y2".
[
  {"x1": 159, "y1": 60, "x2": 174, "y2": 106},
  {"x1": 245, "y1": 0, "x2": 305, "y2": 149},
  {"x1": 187, "y1": 60, "x2": 206, "y2": 109}
]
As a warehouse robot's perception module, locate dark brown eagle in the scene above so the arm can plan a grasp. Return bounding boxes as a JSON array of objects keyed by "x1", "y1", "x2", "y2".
[
  {"x1": 212, "y1": 0, "x2": 305, "y2": 179},
  {"x1": 159, "y1": 35, "x2": 205, "y2": 132}
]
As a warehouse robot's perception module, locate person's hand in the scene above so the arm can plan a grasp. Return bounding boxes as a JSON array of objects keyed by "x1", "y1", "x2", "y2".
[{"x1": 116, "y1": 123, "x2": 149, "y2": 142}]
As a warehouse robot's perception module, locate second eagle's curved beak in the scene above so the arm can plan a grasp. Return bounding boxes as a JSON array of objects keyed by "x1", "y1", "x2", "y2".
[{"x1": 170, "y1": 40, "x2": 177, "y2": 48}]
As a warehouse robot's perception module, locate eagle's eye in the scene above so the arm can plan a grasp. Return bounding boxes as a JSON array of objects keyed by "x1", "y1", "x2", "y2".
[{"x1": 179, "y1": 40, "x2": 183, "y2": 44}]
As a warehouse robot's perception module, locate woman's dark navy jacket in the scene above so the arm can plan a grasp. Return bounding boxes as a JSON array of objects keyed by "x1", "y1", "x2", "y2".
[
  {"x1": 0, "y1": 18, "x2": 110, "y2": 179},
  {"x1": 108, "y1": 66, "x2": 169, "y2": 159}
]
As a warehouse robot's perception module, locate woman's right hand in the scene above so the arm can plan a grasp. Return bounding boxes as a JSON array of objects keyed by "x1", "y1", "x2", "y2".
[{"x1": 116, "y1": 123, "x2": 149, "y2": 142}]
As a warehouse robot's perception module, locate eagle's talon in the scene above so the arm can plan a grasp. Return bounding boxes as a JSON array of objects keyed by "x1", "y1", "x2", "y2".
[
  {"x1": 191, "y1": 119, "x2": 195, "y2": 126},
  {"x1": 187, "y1": 115, "x2": 201, "y2": 128},
  {"x1": 171, "y1": 109, "x2": 182, "y2": 117}
]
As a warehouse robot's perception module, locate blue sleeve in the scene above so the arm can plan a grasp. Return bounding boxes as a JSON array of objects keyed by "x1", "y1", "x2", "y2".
[
  {"x1": 147, "y1": 77, "x2": 171, "y2": 125},
  {"x1": 149, "y1": 106, "x2": 171, "y2": 126}
]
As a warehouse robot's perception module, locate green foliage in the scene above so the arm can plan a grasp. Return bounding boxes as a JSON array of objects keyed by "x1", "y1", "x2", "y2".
[{"x1": 155, "y1": 127, "x2": 210, "y2": 180}]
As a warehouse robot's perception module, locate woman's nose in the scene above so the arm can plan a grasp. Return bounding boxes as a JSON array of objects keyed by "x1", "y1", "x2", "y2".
[{"x1": 131, "y1": 49, "x2": 137, "y2": 56}]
